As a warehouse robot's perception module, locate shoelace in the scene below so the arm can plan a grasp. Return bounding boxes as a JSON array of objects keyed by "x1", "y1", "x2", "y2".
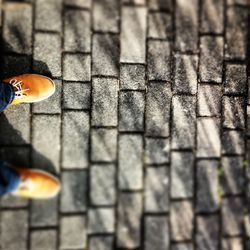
[{"x1": 9, "y1": 78, "x2": 30, "y2": 99}]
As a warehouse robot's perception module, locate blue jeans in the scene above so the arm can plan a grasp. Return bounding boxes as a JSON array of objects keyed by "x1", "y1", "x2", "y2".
[{"x1": 0, "y1": 81, "x2": 15, "y2": 112}]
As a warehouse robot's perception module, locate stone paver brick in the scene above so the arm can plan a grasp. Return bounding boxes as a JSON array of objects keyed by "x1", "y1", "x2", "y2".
[
  {"x1": 3, "y1": 3, "x2": 32, "y2": 54},
  {"x1": 90, "y1": 164, "x2": 116, "y2": 205},
  {"x1": 248, "y1": 106, "x2": 250, "y2": 136},
  {"x1": 92, "y1": 77, "x2": 118, "y2": 126},
  {"x1": 221, "y1": 156, "x2": 244, "y2": 195},
  {"x1": 30, "y1": 230, "x2": 57, "y2": 250},
  {"x1": 223, "y1": 96, "x2": 245, "y2": 129},
  {"x1": 32, "y1": 115, "x2": 60, "y2": 172},
  {"x1": 119, "y1": 134, "x2": 143, "y2": 190},
  {"x1": 63, "y1": 82, "x2": 90, "y2": 110},
  {"x1": 33, "y1": 80, "x2": 62, "y2": 114},
  {"x1": 145, "y1": 167, "x2": 169, "y2": 212},
  {"x1": 196, "y1": 160, "x2": 219, "y2": 213},
  {"x1": 227, "y1": 0, "x2": 248, "y2": 4},
  {"x1": 88, "y1": 208, "x2": 115, "y2": 234},
  {"x1": 1, "y1": 193, "x2": 28, "y2": 208},
  {"x1": 170, "y1": 200, "x2": 194, "y2": 241},
  {"x1": 148, "y1": 0, "x2": 172, "y2": 10},
  {"x1": 201, "y1": 0, "x2": 224, "y2": 34},
  {"x1": 171, "y1": 152, "x2": 194, "y2": 199},
  {"x1": 196, "y1": 215, "x2": 220, "y2": 250},
  {"x1": 245, "y1": 214, "x2": 250, "y2": 237},
  {"x1": 148, "y1": 12, "x2": 172, "y2": 39},
  {"x1": 172, "y1": 95, "x2": 196, "y2": 149},
  {"x1": 146, "y1": 82, "x2": 171, "y2": 137},
  {"x1": 60, "y1": 170, "x2": 87, "y2": 213},
  {"x1": 120, "y1": 64, "x2": 145, "y2": 90},
  {"x1": 225, "y1": 64, "x2": 247, "y2": 94},
  {"x1": 64, "y1": 10, "x2": 91, "y2": 52},
  {"x1": 175, "y1": 0, "x2": 198, "y2": 52},
  {"x1": 91, "y1": 128, "x2": 117, "y2": 162},
  {"x1": 200, "y1": 36, "x2": 223, "y2": 82},
  {"x1": 145, "y1": 138, "x2": 169, "y2": 164},
  {"x1": 144, "y1": 216, "x2": 169, "y2": 250},
  {"x1": 222, "y1": 238, "x2": 244, "y2": 250},
  {"x1": 119, "y1": 91, "x2": 145, "y2": 132},
  {"x1": 60, "y1": 216, "x2": 86, "y2": 250},
  {"x1": 172, "y1": 243, "x2": 194, "y2": 250},
  {"x1": 1, "y1": 210, "x2": 28, "y2": 250},
  {"x1": 62, "y1": 111, "x2": 89, "y2": 168},
  {"x1": 222, "y1": 130, "x2": 245, "y2": 155},
  {"x1": 226, "y1": 7, "x2": 248, "y2": 59},
  {"x1": 148, "y1": 41, "x2": 171, "y2": 81},
  {"x1": 222, "y1": 197, "x2": 244, "y2": 236},
  {"x1": 63, "y1": 53, "x2": 91, "y2": 81},
  {"x1": 93, "y1": 0, "x2": 119, "y2": 32},
  {"x1": 121, "y1": 6, "x2": 147, "y2": 63},
  {"x1": 198, "y1": 84, "x2": 221, "y2": 116},
  {"x1": 35, "y1": 0, "x2": 62, "y2": 32},
  {"x1": 64, "y1": 0, "x2": 91, "y2": 8},
  {"x1": 89, "y1": 236, "x2": 114, "y2": 250},
  {"x1": 123, "y1": 0, "x2": 146, "y2": 4},
  {"x1": 174, "y1": 54, "x2": 198, "y2": 94},
  {"x1": 93, "y1": 34, "x2": 119, "y2": 76},
  {"x1": 117, "y1": 192, "x2": 142, "y2": 248},
  {"x1": 197, "y1": 117, "x2": 221, "y2": 157}
]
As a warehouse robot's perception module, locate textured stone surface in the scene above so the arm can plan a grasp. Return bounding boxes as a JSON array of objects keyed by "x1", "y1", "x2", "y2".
[
  {"x1": 148, "y1": 0, "x2": 172, "y2": 10},
  {"x1": 222, "y1": 238, "x2": 244, "y2": 250},
  {"x1": 64, "y1": 0, "x2": 91, "y2": 8},
  {"x1": 222, "y1": 130, "x2": 245, "y2": 155},
  {"x1": 172, "y1": 243, "x2": 194, "y2": 250},
  {"x1": 30, "y1": 230, "x2": 57, "y2": 250},
  {"x1": 89, "y1": 236, "x2": 114, "y2": 250}
]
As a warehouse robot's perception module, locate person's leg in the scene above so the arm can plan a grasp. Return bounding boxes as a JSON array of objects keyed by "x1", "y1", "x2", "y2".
[{"x1": 0, "y1": 82, "x2": 15, "y2": 112}]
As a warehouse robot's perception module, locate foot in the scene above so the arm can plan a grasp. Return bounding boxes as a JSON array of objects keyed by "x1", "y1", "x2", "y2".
[
  {"x1": 3, "y1": 74, "x2": 55, "y2": 105},
  {"x1": 12, "y1": 167, "x2": 60, "y2": 199}
]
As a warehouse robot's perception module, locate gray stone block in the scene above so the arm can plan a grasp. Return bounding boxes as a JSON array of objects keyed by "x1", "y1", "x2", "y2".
[
  {"x1": 172, "y1": 243, "x2": 194, "y2": 250},
  {"x1": 60, "y1": 170, "x2": 87, "y2": 213},
  {"x1": 148, "y1": 0, "x2": 172, "y2": 10},
  {"x1": 0, "y1": 194, "x2": 28, "y2": 208},
  {"x1": 222, "y1": 130, "x2": 244, "y2": 155},
  {"x1": 248, "y1": 106, "x2": 250, "y2": 136},
  {"x1": 64, "y1": 0, "x2": 91, "y2": 7},
  {"x1": 227, "y1": 0, "x2": 248, "y2": 4},
  {"x1": 119, "y1": 91, "x2": 145, "y2": 131},
  {"x1": 222, "y1": 238, "x2": 244, "y2": 250},
  {"x1": 245, "y1": 214, "x2": 250, "y2": 237},
  {"x1": 89, "y1": 236, "x2": 114, "y2": 250},
  {"x1": 30, "y1": 230, "x2": 57, "y2": 250},
  {"x1": 119, "y1": 134, "x2": 143, "y2": 190}
]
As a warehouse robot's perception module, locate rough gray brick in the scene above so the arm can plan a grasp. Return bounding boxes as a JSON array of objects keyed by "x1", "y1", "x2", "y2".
[
  {"x1": 222, "y1": 130, "x2": 244, "y2": 155},
  {"x1": 145, "y1": 167, "x2": 169, "y2": 212},
  {"x1": 198, "y1": 84, "x2": 221, "y2": 116},
  {"x1": 245, "y1": 214, "x2": 250, "y2": 237},
  {"x1": 119, "y1": 134, "x2": 143, "y2": 190},
  {"x1": 146, "y1": 82, "x2": 171, "y2": 137},
  {"x1": 200, "y1": 36, "x2": 223, "y2": 82},
  {"x1": 33, "y1": 80, "x2": 62, "y2": 114},
  {"x1": 3, "y1": 3, "x2": 32, "y2": 54},
  {"x1": 225, "y1": 64, "x2": 247, "y2": 94},
  {"x1": 175, "y1": 0, "x2": 198, "y2": 52},
  {"x1": 88, "y1": 208, "x2": 115, "y2": 234},
  {"x1": 121, "y1": 6, "x2": 147, "y2": 63},
  {"x1": 32, "y1": 115, "x2": 60, "y2": 173},
  {"x1": 60, "y1": 170, "x2": 87, "y2": 213},
  {"x1": 145, "y1": 138, "x2": 169, "y2": 164},
  {"x1": 248, "y1": 106, "x2": 250, "y2": 136},
  {"x1": 171, "y1": 152, "x2": 194, "y2": 198},
  {"x1": 63, "y1": 82, "x2": 90, "y2": 110},
  {"x1": 201, "y1": 0, "x2": 224, "y2": 34},
  {"x1": 226, "y1": 7, "x2": 248, "y2": 59},
  {"x1": 64, "y1": 10, "x2": 91, "y2": 52},
  {"x1": 93, "y1": 0, "x2": 119, "y2": 32},
  {"x1": 227, "y1": 0, "x2": 248, "y2": 4},
  {"x1": 89, "y1": 236, "x2": 114, "y2": 250},
  {"x1": 1, "y1": 210, "x2": 28, "y2": 250},
  {"x1": 63, "y1": 54, "x2": 90, "y2": 81},
  {"x1": 144, "y1": 216, "x2": 169, "y2": 250},
  {"x1": 60, "y1": 216, "x2": 86, "y2": 249},
  {"x1": 117, "y1": 192, "x2": 142, "y2": 248},
  {"x1": 148, "y1": 12, "x2": 172, "y2": 39},
  {"x1": 222, "y1": 197, "x2": 244, "y2": 236},
  {"x1": 196, "y1": 215, "x2": 220, "y2": 250},
  {"x1": 148, "y1": 0, "x2": 172, "y2": 10},
  {"x1": 92, "y1": 34, "x2": 119, "y2": 76},
  {"x1": 197, "y1": 118, "x2": 221, "y2": 157},
  {"x1": 170, "y1": 200, "x2": 194, "y2": 241},
  {"x1": 172, "y1": 95, "x2": 196, "y2": 149},
  {"x1": 64, "y1": 0, "x2": 91, "y2": 8},
  {"x1": 90, "y1": 164, "x2": 116, "y2": 205},
  {"x1": 196, "y1": 160, "x2": 219, "y2": 213},
  {"x1": 172, "y1": 243, "x2": 194, "y2": 250},
  {"x1": 120, "y1": 64, "x2": 145, "y2": 90},
  {"x1": 92, "y1": 77, "x2": 119, "y2": 126},
  {"x1": 222, "y1": 238, "x2": 244, "y2": 250},
  {"x1": 221, "y1": 156, "x2": 244, "y2": 195},
  {"x1": 35, "y1": 0, "x2": 62, "y2": 32},
  {"x1": 148, "y1": 41, "x2": 171, "y2": 81},
  {"x1": 119, "y1": 91, "x2": 145, "y2": 131},
  {"x1": 62, "y1": 111, "x2": 89, "y2": 168},
  {"x1": 123, "y1": 0, "x2": 145, "y2": 4},
  {"x1": 34, "y1": 33, "x2": 61, "y2": 77},
  {"x1": 223, "y1": 96, "x2": 245, "y2": 129},
  {"x1": 30, "y1": 230, "x2": 57, "y2": 250},
  {"x1": 174, "y1": 54, "x2": 198, "y2": 94},
  {"x1": 0, "y1": 194, "x2": 28, "y2": 208}
]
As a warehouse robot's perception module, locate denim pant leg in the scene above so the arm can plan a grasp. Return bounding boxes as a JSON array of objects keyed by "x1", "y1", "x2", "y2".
[
  {"x1": 0, "y1": 160, "x2": 21, "y2": 196},
  {"x1": 0, "y1": 82, "x2": 15, "y2": 113}
]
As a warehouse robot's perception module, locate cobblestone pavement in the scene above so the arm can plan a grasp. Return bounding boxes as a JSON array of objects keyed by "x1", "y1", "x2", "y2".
[{"x1": 0, "y1": 0, "x2": 250, "y2": 249}]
